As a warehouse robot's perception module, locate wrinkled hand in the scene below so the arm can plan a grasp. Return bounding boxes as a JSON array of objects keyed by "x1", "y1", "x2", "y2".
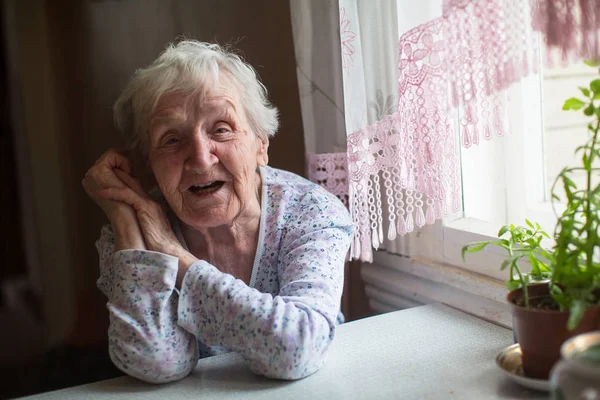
[
  {"x1": 97, "y1": 168, "x2": 184, "y2": 256},
  {"x1": 84, "y1": 148, "x2": 196, "y2": 284},
  {"x1": 83, "y1": 149, "x2": 146, "y2": 250},
  {"x1": 98, "y1": 169, "x2": 198, "y2": 286},
  {"x1": 82, "y1": 149, "x2": 135, "y2": 220}
]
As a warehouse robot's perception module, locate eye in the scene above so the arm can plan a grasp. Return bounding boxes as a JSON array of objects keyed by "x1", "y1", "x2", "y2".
[
  {"x1": 160, "y1": 131, "x2": 181, "y2": 147},
  {"x1": 213, "y1": 124, "x2": 233, "y2": 137}
]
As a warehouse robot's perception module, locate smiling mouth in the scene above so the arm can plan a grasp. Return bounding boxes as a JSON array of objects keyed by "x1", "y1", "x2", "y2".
[{"x1": 189, "y1": 181, "x2": 225, "y2": 195}]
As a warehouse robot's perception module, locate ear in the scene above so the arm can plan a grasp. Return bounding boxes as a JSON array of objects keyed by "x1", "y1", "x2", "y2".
[{"x1": 256, "y1": 136, "x2": 269, "y2": 167}]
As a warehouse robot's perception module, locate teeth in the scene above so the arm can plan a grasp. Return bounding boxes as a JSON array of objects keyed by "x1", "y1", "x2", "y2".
[{"x1": 191, "y1": 181, "x2": 215, "y2": 189}]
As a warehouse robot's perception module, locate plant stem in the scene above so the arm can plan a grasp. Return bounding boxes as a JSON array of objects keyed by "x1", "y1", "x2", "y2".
[
  {"x1": 514, "y1": 264, "x2": 529, "y2": 308},
  {"x1": 584, "y1": 119, "x2": 600, "y2": 272},
  {"x1": 508, "y1": 242, "x2": 530, "y2": 308}
]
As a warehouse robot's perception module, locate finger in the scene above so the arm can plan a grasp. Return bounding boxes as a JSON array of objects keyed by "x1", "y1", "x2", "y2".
[
  {"x1": 102, "y1": 150, "x2": 132, "y2": 174},
  {"x1": 97, "y1": 187, "x2": 145, "y2": 211},
  {"x1": 81, "y1": 176, "x2": 100, "y2": 194},
  {"x1": 113, "y1": 169, "x2": 147, "y2": 197}
]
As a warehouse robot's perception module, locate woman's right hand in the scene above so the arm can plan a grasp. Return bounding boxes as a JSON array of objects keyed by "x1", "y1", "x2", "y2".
[
  {"x1": 82, "y1": 149, "x2": 134, "y2": 219},
  {"x1": 83, "y1": 149, "x2": 146, "y2": 250}
]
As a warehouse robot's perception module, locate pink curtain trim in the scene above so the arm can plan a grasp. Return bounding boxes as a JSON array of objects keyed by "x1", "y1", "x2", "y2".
[
  {"x1": 532, "y1": 0, "x2": 600, "y2": 64},
  {"x1": 346, "y1": 112, "x2": 461, "y2": 262},
  {"x1": 306, "y1": 152, "x2": 349, "y2": 208}
]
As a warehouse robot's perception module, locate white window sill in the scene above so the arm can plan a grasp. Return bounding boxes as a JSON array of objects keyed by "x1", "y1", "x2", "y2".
[{"x1": 366, "y1": 250, "x2": 512, "y2": 328}]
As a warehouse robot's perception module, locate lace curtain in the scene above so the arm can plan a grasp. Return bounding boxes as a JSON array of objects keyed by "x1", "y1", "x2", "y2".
[{"x1": 294, "y1": 0, "x2": 600, "y2": 262}]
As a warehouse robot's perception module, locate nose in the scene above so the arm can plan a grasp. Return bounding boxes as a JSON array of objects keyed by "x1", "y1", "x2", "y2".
[{"x1": 184, "y1": 131, "x2": 218, "y2": 172}]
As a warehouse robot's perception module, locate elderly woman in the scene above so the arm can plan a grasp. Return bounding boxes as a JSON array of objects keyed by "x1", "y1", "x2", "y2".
[{"x1": 82, "y1": 40, "x2": 353, "y2": 384}]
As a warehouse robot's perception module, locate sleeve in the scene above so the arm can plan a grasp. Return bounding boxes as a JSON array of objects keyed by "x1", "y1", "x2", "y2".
[
  {"x1": 177, "y1": 191, "x2": 353, "y2": 380},
  {"x1": 95, "y1": 225, "x2": 198, "y2": 384}
]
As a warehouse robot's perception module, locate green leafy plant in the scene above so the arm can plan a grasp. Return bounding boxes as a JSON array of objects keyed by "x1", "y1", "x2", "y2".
[
  {"x1": 462, "y1": 67, "x2": 600, "y2": 330},
  {"x1": 552, "y1": 70, "x2": 600, "y2": 328},
  {"x1": 462, "y1": 221, "x2": 553, "y2": 308}
]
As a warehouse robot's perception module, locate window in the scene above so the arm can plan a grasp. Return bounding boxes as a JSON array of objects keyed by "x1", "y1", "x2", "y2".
[
  {"x1": 376, "y1": 41, "x2": 593, "y2": 282},
  {"x1": 362, "y1": 6, "x2": 594, "y2": 323}
]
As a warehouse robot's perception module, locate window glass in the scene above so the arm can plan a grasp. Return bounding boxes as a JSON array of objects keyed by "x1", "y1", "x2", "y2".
[{"x1": 542, "y1": 61, "x2": 596, "y2": 202}]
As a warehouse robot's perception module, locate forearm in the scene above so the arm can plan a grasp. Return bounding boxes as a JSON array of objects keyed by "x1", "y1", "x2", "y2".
[
  {"x1": 178, "y1": 261, "x2": 337, "y2": 380},
  {"x1": 109, "y1": 204, "x2": 197, "y2": 291},
  {"x1": 104, "y1": 251, "x2": 199, "y2": 383},
  {"x1": 110, "y1": 207, "x2": 146, "y2": 251},
  {"x1": 96, "y1": 228, "x2": 199, "y2": 383}
]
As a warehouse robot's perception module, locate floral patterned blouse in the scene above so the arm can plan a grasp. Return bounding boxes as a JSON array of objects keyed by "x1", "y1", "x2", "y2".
[{"x1": 95, "y1": 166, "x2": 353, "y2": 383}]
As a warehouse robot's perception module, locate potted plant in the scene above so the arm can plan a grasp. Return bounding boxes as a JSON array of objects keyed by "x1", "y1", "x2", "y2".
[{"x1": 462, "y1": 71, "x2": 600, "y2": 380}]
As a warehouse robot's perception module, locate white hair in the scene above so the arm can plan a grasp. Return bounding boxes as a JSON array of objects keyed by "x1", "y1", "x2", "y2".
[{"x1": 114, "y1": 40, "x2": 279, "y2": 155}]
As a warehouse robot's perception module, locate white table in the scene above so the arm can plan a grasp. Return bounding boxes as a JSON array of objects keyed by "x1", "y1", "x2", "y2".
[{"x1": 22, "y1": 304, "x2": 546, "y2": 399}]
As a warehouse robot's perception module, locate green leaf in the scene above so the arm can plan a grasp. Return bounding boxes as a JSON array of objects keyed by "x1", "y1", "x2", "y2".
[
  {"x1": 461, "y1": 245, "x2": 469, "y2": 262},
  {"x1": 563, "y1": 97, "x2": 586, "y2": 110},
  {"x1": 538, "y1": 262, "x2": 550, "y2": 272},
  {"x1": 498, "y1": 225, "x2": 509, "y2": 237},
  {"x1": 528, "y1": 253, "x2": 542, "y2": 279},
  {"x1": 567, "y1": 300, "x2": 586, "y2": 331},
  {"x1": 575, "y1": 144, "x2": 589, "y2": 154},
  {"x1": 591, "y1": 79, "x2": 600, "y2": 93},
  {"x1": 583, "y1": 153, "x2": 591, "y2": 170},
  {"x1": 467, "y1": 243, "x2": 488, "y2": 253},
  {"x1": 501, "y1": 255, "x2": 521, "y2": 271},
  {"x1": 461, "y1": 242, "x2": 489, "y2": 262},
  {"x1": 550, "y1": 283, "x2": 564, "y2": 298},
  {"x1": 584, "y1": 59, "x2": 600, "y2": 67},
  {"x1": 579, "y1": 86, "x2": 591, "y2": 97},
  {"x1": 564, "y1": 176, "x2": 577, "y2": 188},
  {"x1": 525, "y1": 219, "x2": 534, "y2": 229},
  {"x1": 584, "y1": 104, "x2": 595, "y2": 116},
  {"x1": 505, "y1": 280, "x2": 521, "y2": 291}
]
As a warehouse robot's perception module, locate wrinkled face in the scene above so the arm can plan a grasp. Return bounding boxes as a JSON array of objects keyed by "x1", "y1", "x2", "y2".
[{"x1": 146, "y1": 74, "x2": 269, "y2": 229}]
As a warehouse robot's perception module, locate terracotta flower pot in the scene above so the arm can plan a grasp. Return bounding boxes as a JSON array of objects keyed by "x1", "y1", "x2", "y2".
[{"x1": 507, "y1": 283, "x2": 600, "y2": 379}]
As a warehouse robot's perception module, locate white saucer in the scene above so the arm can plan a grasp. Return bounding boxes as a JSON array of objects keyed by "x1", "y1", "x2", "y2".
[{"x1": 496, "y1": 343, "x2": 550, "y2": 392}]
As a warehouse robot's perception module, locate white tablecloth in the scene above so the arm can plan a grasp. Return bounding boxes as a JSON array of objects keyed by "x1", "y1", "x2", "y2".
[{"x1": 22, "y1": 304, "x2": 546, "y2": 399}]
